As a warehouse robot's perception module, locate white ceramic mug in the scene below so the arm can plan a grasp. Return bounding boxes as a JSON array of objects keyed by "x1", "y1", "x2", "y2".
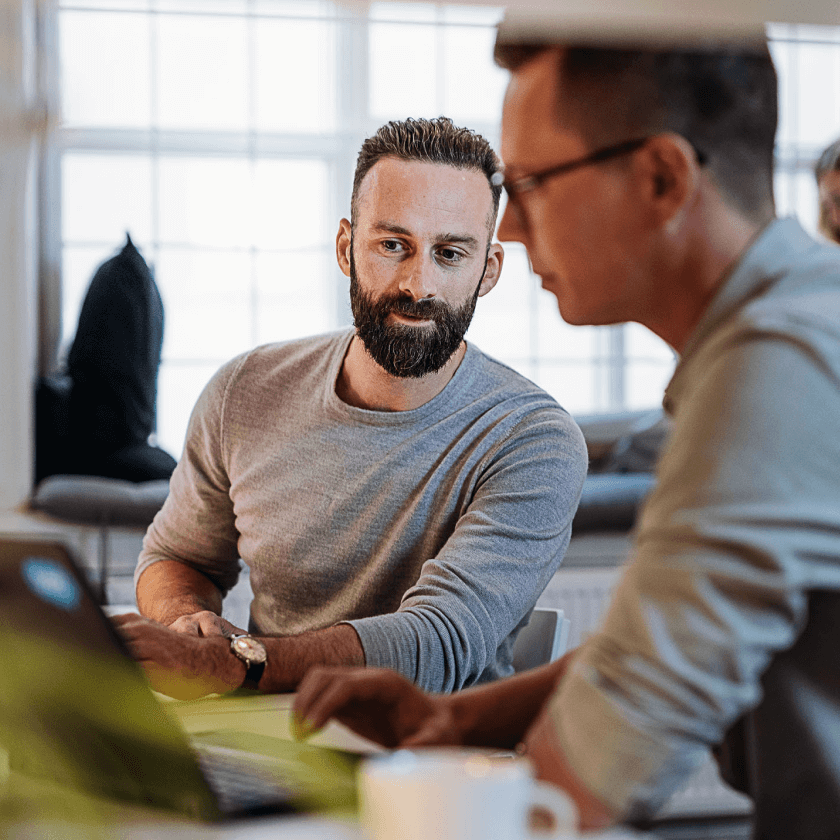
[{"x1": 358, "y1": 748, "x2": 578, "y2": 840}]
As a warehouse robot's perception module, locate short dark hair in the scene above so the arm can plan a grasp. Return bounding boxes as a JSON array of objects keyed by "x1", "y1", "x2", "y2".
[
  {"x1": 351, "y1": 117, "x2": 503, "y2": 232},
  {"x1": 493, "y1": 39, "x2": 778, "y2": 221},
  {"x1": 815, "y1": 138, "x2": 840, "y2": 182}
]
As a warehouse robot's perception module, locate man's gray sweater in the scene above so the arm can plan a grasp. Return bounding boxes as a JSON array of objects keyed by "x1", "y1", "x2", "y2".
[{"x1": 137, "y1": 329, "x2": 587, "y2": 691}]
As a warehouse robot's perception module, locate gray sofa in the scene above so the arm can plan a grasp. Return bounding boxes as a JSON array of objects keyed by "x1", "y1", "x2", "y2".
[{"x1": 564, "y1": 407, "x2": 671, "y2": 568}]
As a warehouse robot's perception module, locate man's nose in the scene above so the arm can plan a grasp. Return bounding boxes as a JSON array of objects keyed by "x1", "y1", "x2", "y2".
[
  {"x1": 398, "y1": 254, "x2": 438, "y2": 300},
  {"x1": 497, "y1": 199, "x2": 526, "y2": 245}
]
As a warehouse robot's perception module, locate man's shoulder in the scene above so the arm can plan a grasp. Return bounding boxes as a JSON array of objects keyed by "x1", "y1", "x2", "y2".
[
  {"x1": 463, "y1": 344, "x2": 584, "y2": 451},
  {"x1": 467, "y1": 343, "x2": 566, "y2": 411},
  {"x1": 223, "y1": 329, "x2": 352, "y2": 382},
  {"x1": 729, "y1": 246, "x2": 840, "y2": 361}
]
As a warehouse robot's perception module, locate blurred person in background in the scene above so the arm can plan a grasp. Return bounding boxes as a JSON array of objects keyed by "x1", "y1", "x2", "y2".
[{"x1": 816, "y1": 137, "x2": 840, "y2": 244}]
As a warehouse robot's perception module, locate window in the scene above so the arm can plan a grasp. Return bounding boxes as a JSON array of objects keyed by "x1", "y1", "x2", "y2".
[{"x1": 49, "y1": 5, "x2": 840, "y2": 457}]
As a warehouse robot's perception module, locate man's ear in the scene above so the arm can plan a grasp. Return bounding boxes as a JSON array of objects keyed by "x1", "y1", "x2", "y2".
[
  {"x1": 478, "y1": 242, "x2": 505, "y2": 297},
  {"x1": 336, "y1": 218, "x2": 352, "y2": 277},
  {"x1": 637, "y1": 134, "x2": 701, "y2": 230}
]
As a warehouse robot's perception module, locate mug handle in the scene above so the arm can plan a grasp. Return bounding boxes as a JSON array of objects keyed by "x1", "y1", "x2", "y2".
[{"x1": 526, "y1": 780, "x2": 578, "y2": 838}]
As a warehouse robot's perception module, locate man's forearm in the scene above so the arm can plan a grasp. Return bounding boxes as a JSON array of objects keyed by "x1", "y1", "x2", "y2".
[
  {"x1": 257, "y1": 624, "x2": 365, "y2": 693},
  {"x1": 451, "y1": 653, "x2": 572, "y2": 749},
  {"x1": 116, "y1": 615, "x2": 366, "y2": 697},
  {"x1": 136, "y1": 560, "x2": 224, "y2": 625}
]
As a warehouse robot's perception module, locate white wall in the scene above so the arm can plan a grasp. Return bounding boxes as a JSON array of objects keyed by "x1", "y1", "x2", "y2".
[{"x1": 0, "y1": 0, "x2": 39, "y2": 510}]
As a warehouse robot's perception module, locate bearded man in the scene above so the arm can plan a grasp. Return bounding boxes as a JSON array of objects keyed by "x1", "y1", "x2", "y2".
[{"x1": 116, "y1": 117, "x2": 587, "y2": 698}]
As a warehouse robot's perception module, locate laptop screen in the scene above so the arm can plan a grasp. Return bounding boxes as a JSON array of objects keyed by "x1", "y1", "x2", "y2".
[{"x1": 0, "y1": 536, "x2": 221, "y2": 820}]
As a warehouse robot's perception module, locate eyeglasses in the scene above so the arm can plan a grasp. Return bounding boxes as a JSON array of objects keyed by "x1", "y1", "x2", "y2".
[
  {"x1": 492, "y1": 136, "x2": 707, "y2": 230},
  {"x1": 491, "y1": 137, "x2": 650, "y2": 198}
]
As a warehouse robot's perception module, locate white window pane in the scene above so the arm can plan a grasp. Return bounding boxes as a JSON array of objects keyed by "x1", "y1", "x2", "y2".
[
  {"x1": 155, "y1": 248, "x2": 253, "y2": 359},
  {"x1": 441, "y1": 5, "x2": 504, "y2": 26},
  {"x1": 60, "y1": 11, "x2": 151, "y2": 128},
  {"x1": 369, "y1": 22, "x2": 437, "y2": 120},
  {"x1": 792, "y1": 43, "x2": 840, "y2": 150},
  {"x1": 625, "y1": 323, "x2": 676, "y2": 363},
  {"x1": 468, "y1": 309, "x2": 531, "y2": 359},
  {"x1": 252, "y1": 159, "x2": 330, "y2": 249},
  {"x1": 370, "y1": 2, "x2": 437, "y2": 23},
  {"x1": 792, "y1": 24, "x2": 840, "y2": 43},
  {"x1": 157, "y1": 362, "x2": 220, "y2": 457},
  {"x1": 157, "y1": 157, "x2": 251, "y2": 247},
  {"x1": 156, "y1": 15, "x2": 248, "y2": 131},
  {"x1": 155, "y1": 0, "x2": 247, "y2": 12},
  {"x1": 62, "y1": 153, "x2": 153, "y2": 244},
  {"x1": 769, "y1": 38, "x2": 795, "y2": 149},
  {"x1": 255, "y1": 19, "x2": 336, "y2": 133},
  {"x1": 775, "y1": 169, "x2": 820, "y2": 235},
  {"x1": 60, "y1": 0, "x2": 150, "y2": 11},
  {"x1": 442, "y1": 25, "x2": 507, "y2": 125},
  {"x1": 534, "y1": 363, "x2": 598, "y2": 415},
  {"x1": 255, "y1": 251, "x2": 333, "y2": 344},
  {"x1": 625, "y1": 362, "x2": 673, "y2": 411},
  {"x1": 467, "y1": 245, "x2": 533, "y2": 358},
  {"x1": 765, "y1": 23, "x2": 792, "y2": 40},
  {"x1": 537, "y1": 303, "x2": 601, "y2": 362},
  {"x1": 255, "y1": 0, "x2": 336, "y2": 17}
]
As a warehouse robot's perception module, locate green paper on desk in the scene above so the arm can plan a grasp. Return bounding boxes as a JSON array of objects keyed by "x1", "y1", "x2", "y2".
[{"x1": 166, "y1": 693, "x2": 370, "y2": 816}]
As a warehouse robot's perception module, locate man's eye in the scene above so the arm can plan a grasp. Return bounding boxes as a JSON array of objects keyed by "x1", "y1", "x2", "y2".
[
  {"x1": 383, "y1": 240, "x2": 404, "y2": 252},
  {"x1": 438, "y1": 248, "x2": 463, "y2": 263}
]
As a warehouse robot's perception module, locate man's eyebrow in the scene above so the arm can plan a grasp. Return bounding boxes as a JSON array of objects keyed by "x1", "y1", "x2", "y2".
[
  {"x1": 434, "y1": 233, "x2": 481, "y2": 249},
  {"x1": 371, "y1": 222, "x2": 481, "y2": 250},
  {"x1": 372, "y1": 222, "x2": 413, "y2": 237}
]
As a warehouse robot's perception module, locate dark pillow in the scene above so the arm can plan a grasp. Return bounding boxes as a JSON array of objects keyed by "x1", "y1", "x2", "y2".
[
  {"x1": 34, "y1": 373, "x2": 73, "y2": 483},
  {"x1": 67, "y1": 234, "x2": 164, "y2": 455}
]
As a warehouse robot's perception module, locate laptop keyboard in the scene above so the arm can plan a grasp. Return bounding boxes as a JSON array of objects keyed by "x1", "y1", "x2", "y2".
[{"x1": 195, "y1": 743, "x2": 298, "y2": 818}]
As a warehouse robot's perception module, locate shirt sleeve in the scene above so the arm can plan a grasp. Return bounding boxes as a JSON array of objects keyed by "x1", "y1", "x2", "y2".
[
  {"x1": 544, "y1": 322, "x2": 840, "y2": 818},
  {"x1": 347, "y1": 406, "x2": 588, "y2": 692},
  {"x1": 134, "y1": 355, "x2": 247, "y2": 594}
]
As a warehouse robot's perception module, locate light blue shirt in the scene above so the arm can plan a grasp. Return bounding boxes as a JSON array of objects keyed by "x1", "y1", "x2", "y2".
[{"x1": 547, "y1": 218, "x2": 840, "y2": 834}]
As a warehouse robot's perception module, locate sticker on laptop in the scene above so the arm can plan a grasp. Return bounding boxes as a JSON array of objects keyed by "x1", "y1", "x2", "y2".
[{"x1": 21, "y1": 557, "x2": 81, "y2": 611}]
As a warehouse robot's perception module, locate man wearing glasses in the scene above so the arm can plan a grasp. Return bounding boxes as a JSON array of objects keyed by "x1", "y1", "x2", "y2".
[
  {"x1": 115, "y1": 116, "x2": 587, "y2": 700},
  {"x1": 294, "y1": 31, "x2": 840, "y2": 840}
]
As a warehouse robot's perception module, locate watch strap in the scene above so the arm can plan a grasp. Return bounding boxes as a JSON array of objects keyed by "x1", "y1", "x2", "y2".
[{"x1": 240, "y1": 658, "x2": 265, "y2": 691}]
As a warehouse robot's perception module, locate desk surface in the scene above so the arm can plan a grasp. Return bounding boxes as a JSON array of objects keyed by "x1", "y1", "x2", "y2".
[
  {"x1": 1, "y1": 692, "x2": 648, "y2": 840},
  {"x1": 165, "y1": 692, "x2": 383, "y2": 756}
]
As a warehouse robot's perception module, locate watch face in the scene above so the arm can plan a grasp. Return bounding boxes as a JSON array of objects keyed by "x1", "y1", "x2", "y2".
[{"x1": 231, "y1": 635, "x2": 267, "y2": 665}]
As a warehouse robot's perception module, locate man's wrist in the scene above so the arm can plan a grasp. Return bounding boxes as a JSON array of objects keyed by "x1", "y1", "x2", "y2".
[
  {"x1": 229, "y1": 634, "x2": 268, "y2": 690},
  {"x1": 206, "y1": 635, "x2": 249, "y2": 692}
]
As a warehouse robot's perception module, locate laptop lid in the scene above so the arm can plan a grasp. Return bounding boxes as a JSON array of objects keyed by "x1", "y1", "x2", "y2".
[{"x1": 0, "y1": 535, "x2": 222, "y2": 820}]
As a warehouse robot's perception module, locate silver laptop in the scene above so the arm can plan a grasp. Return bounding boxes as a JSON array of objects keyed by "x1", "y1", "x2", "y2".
[{"x1": 0, "y1": 535, "x2": 359, "y2": 822}]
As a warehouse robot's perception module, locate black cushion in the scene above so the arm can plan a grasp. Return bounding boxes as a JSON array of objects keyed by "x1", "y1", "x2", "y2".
[
  {"x1": 34, "y1": 374, "x2": 73, "y2": 483},
  {"x1": 67, "y1": 234, "x2": 164, "y2": 454},
  {"x1": 54, "y1": 234, "x2": 177, "y2": 483}
]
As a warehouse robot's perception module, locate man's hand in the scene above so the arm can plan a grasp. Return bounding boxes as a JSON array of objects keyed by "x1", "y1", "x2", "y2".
[
  {"x1": 167, "y1": 610, "x2": 247, "y2": 638},
  {"x1": 112, "y1": 613, "x2": 244, "y2": 700},
  {"x1": 293, "y1": 666, "x2": 462, "y2": 749}
]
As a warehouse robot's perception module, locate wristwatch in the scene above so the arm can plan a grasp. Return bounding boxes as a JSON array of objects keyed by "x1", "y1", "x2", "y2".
[{"x1": 229, "y1": 634, "x2": 267, "y2": 690}]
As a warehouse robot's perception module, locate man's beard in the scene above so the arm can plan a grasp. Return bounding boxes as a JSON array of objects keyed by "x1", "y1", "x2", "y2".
[{"x1": 349, "y1": 245, "x2": 484, "y2": 378}]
